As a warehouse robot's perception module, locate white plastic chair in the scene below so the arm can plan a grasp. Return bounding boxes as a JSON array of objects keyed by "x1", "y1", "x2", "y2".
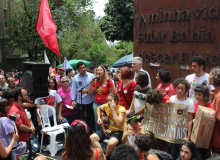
[{"x1": 37, "y1": 105, "x2": 66, "y2": 156}]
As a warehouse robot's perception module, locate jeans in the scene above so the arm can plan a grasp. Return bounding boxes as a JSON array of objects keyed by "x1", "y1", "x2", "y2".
[
  {"x1": 62, "y1": 114, "x2": 76, "y2": 125},
  {"x1": 76, "y1": 102, "x2": 95, "y2": 134},
  {"x1": 93, "y1": 102, "x2": 105, "y2": 132},
  {"x1": 170, "y1": 143, "x2": 182, "y2": 160}
]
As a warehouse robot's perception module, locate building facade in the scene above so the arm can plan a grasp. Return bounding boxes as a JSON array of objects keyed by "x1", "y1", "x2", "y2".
[{"x1": 0, "y1": 0, "x2": 28, "y2": 72}]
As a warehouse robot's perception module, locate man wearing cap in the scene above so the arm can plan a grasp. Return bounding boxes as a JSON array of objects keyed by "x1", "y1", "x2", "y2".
[{"x1": 56, "y1": 67, "x2": 65, "y2": 82}]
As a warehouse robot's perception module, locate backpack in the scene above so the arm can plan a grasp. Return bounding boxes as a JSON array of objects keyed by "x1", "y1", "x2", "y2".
[{"x1": 148, "y1": 149, "x2": 173, "y2": 160}]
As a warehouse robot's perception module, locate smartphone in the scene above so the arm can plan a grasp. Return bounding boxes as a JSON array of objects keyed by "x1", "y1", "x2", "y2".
[{"x1": 9, "y1": 115, "x2": 17, "y2": 122}]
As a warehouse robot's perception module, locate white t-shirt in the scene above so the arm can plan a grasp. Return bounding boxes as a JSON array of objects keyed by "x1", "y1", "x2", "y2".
[
  {"x1": 185, "y1": 73, "x2": 214, "y2": 102},
  {"x1": 35, "y1": 90, "x2": 62, "y2": 117},
  {"x1": 170, "y1": 95, "x2": 194, "y2": 113},
  {"x1": 133, "y1": 68, "x2": 152, "y2": 88},
  {"x1": 134, "y1": 86, "x2": 151, "y2": 117}
]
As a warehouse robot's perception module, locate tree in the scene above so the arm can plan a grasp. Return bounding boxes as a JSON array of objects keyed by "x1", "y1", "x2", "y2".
[
  {"x1": 59, "y1": 14, "x2": 116, "y2": 66},
  {"x1": 111, "y1": 41, "x2": 133, "y2": 59},
  {"x1": 100, "y1": 0, "x2": 133, "y2": 42},
  {"x1": 3, "y1": 0, "x2": 93, "y2": 63}
]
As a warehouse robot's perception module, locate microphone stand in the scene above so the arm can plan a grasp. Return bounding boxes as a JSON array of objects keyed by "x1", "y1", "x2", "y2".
[{"x1": 77, "y1": 78, "x2": 97, "y2": 120}]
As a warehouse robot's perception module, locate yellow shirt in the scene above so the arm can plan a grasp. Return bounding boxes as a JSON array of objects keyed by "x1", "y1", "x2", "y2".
[{"x1": 101, "y1": 103, "x2": 126, "y2": 132}]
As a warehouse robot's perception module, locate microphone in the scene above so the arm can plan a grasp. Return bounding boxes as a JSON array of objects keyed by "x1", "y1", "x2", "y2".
[{"x1": 92, "y1": 75, "x2": 99, "y2": 82}]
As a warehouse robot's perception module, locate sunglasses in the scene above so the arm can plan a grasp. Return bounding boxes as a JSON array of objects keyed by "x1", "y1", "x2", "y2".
[{"x1": 62, "y1": 81, "x2": 69, "y2": 83}]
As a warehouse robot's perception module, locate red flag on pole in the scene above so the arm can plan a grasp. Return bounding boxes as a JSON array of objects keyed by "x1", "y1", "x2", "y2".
[{"x1": 36, "y1": 0, "x2": 60, "y2": 57}]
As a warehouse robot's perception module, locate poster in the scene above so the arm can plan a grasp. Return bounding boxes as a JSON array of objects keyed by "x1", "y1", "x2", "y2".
[{"x1": 143, "y1": 103, "x2": 188, "y2": 144}]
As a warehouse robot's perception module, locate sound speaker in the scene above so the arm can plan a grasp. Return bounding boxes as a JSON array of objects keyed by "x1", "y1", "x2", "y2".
[{"x1": 22, "y1": 61, "x2": 50, "y2": 99}]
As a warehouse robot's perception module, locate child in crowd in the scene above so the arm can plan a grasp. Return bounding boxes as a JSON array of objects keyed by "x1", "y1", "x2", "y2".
[
  {"x1": 145, "y1": 89, "x2": 170, "y2": 153},
  {"x1": 136, "y1": 131, "x2": 173, "y2": 160},
  {"x1": 137, "y1": 89, "x2": 170, "y2": 117},
  {"x1": 110, "y1": 144, "x2": 140, "y2": 160},
  {"x1": 194, "y1": 82, "x2": 213, "y2": 159},
  {"x1": 169, "y1": 78, "x2": 194, "y2": 160},
  {"x1": 194, "y1": 82, "x2": 213, "y2": 118},
  {"x1": 121, "y1": 112, "x2": 143, "y2": 150}
]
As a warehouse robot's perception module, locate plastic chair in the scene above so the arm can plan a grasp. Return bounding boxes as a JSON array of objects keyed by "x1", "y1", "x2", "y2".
[{"x1": 37, "y1": 105, "x2": 66, "y2": 156}]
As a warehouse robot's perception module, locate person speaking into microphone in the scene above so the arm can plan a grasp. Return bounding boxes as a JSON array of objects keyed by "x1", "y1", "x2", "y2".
[
  {"x1": 88, "y1": 65, "x2": 114, "y2": 131},
  {"x1": 71, "y1": 62, "x2": 96, "y2": 134}
]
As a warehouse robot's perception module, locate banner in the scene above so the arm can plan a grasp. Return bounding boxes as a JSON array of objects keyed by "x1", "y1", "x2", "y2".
[
  {"x1": 36, "y1": 0, "x2": 60, "y2": 57},
  {"x1": 64, "y1": 57, "x2": 73, "y2": 73},
  {"x1": 143, "y1": 103, "x2": 188, "y2": 144}
]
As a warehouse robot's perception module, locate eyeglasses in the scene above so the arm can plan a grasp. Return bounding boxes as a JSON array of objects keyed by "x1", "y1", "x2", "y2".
[
  {"x1": 62, "y1": 81, "x2": 69, "y2": 83},
  {"x1": 50, "y1": 82, "x2": 55, "y2": 84}
]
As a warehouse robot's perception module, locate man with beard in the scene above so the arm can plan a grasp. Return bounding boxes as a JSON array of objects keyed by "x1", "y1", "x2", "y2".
[
  {"x1": 7, "y1": 76, "x2": 15, "y2": 90},
  {"x1": 185, "y1": 55, "x2": 214, "y2": 102},
  {"x1": 9, "y1": 88, "x2": 35, "y2": 142}
]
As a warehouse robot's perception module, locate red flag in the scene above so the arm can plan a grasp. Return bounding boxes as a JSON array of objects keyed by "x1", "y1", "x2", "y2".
[{"x1": 36, "y1": 0, "x2": 60, "y2": 57}]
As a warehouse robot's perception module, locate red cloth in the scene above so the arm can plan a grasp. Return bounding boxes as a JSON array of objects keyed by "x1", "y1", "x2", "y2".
[
  {"x1": 92, "y1": 79, "x2": 114, "y2": 103},
  {"x1": 161, "y1": 93, "x2": 170, "y2": 103},
  {"x1": 156, "y1": 83, "x2": 176, "y2": 97},
  {"x1": 194, "y1": 101, "x2": 213, "y2": 118},
  {"x1": 9, "y1": 103, "x2": 31, "y2": 141},
  {"x1": 36, "y1": 0, "x2": 60, "y2": 57},
  {"x1": 117, "y1": 80, "x2": 137, "y2": 110}
]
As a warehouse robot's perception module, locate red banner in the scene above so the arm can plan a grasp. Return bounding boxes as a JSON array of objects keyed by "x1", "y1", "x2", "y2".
[{"x1": 36, "y1": 0, "x2": 60, "y2": 57}]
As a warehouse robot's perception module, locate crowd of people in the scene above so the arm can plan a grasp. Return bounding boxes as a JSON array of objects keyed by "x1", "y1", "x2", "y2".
[{"x1": 0, "y1": 55, "x2": 220, "y2": 160}]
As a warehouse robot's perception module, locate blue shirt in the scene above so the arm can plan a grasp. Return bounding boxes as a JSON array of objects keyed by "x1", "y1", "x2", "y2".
[{"x1": 71, "y1": 72, "x2": 95, "y2": 104}]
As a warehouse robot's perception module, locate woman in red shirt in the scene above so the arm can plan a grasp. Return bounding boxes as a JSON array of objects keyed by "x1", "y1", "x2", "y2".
[
  {"x1": 193, "y1": 82, "x2": 212, "y2": 159},
  {"x1": 194, "y1": 82, "x2": 213, "y2": 118},
  {"x1": 88, "y1": 65, "x2": 114, "y2": 131},
  {"x1": 116, "y1": 67, "x2": 137, "y2": 113},
  {"x1": 156, "y1": 69, "x2": 176, "y2": 97}
]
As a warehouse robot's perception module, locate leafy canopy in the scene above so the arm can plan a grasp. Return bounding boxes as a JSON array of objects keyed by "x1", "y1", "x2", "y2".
[{"x1": 100, "y1": 0, "x2": 134, "y2": 42}]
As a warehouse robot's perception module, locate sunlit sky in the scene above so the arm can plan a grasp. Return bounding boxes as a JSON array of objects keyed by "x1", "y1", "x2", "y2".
[{"x1": 92, "y1": 0, "x2": 108, "y2": 17}]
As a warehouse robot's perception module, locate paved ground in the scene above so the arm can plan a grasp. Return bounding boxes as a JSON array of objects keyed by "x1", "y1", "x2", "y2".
[{"x1": 35, "y1": 141, "x2": 107, "y2": 160}]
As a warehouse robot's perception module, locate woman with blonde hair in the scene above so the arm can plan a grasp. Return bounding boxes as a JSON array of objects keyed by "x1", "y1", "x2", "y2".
[{"x1": 88, "y1": 65, "x2": 114, "y2": 131}]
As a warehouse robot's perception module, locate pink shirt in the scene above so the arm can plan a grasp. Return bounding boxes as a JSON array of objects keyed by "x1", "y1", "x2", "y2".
[
  {"x1": 56, "y1": 75, "x2": 61, "y2": 82},
  {"x1": 57, "y1": 87, "x2": 76, "y2": 116},
  {"x1": 156, "y1": 83, "x2": 176, "y2": 97}
]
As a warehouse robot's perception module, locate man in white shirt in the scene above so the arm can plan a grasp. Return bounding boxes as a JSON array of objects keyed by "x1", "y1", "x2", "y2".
[
  {"x1": 132, "y1": 57, "x2": 152, "y2": 88},
  {"x1": 185, "y1": 55, "x2": 214, "y2": 102}
]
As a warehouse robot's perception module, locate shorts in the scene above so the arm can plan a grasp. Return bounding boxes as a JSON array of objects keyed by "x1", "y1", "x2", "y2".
[{"x1": 95, "y1": 130, "x2": 123, "y2": 144}]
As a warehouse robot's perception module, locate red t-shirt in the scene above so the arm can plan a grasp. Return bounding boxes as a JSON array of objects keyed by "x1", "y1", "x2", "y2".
[
  {"x1": 92, "y1": 79, "x2": 114, "y2": 103},
  {"x1": 161, "y1": 93, "x2": 170, "y2": 103},
  {"x1": 194, "y1": 101, "x2": 213, "y2": 118},
  {"x1": 156, "y1": 83, "x2": 176, "y2": 97},
  {"x1": 117, "y1": 80, "x2": 137, "y2": 110},
  {"x1": 9, "y1": 103, "x2": 31, "y2": 141}
]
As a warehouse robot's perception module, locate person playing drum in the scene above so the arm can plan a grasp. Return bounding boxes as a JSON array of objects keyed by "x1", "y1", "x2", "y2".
[{"x1": 90, "y1": 92, "x2": 126, "y2": 159}]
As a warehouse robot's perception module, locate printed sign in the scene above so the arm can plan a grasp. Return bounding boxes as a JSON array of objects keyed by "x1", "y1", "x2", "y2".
[{"x1": 143, "y1": 103, "x2": 188, "y2": 144}]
